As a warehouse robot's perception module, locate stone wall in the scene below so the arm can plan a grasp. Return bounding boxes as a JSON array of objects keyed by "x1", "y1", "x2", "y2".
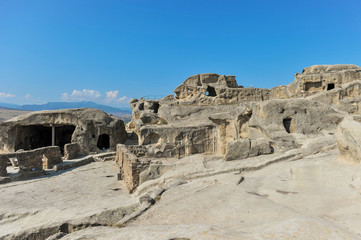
[
  {"x1": 0, "y1": 155, "x2": 8, "y2": 177},
  {"x1": 16, "y1": 146, "x2": 62, "y2": 171},
  {"x1": 116, "y1": 144, "x2": 150, "y2": 193},
  {"x1": 0, "y1": 146, "x2": 62, "y2": 175},
  {"x1": 64, "y1": 143, "x2": 82, "y2": 160}
]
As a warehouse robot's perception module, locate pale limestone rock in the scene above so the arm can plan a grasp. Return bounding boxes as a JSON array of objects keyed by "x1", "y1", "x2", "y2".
[
  {"x1": 224, "y1": 138, "x2": 272, "y2": 161},
  {"x1": 250, "y1": 138, "x2": 272, "y2": 157},
  {"x1": 224, "y1": 138, "x2": 251, "y2": 161},
  {"x1": 270, "y1": 64, "x2": 361, "y2": 99},
  {"x1": 337, "y1": 117, "x2": 361, "y2": 163}
]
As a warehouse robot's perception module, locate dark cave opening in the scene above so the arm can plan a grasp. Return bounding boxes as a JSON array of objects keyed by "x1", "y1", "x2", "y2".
[
  {"x1": 14, "y1": 125, "x2": 75, "y2": 154},
  {"x1": 97, "y1": 134, "x2": 110, "y2": 150}
]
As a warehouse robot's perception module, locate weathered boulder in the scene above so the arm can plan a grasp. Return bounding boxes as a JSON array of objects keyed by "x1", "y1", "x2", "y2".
[
  {"x1": 224, "y1": 138, "x2": 272, "y2": 161},
  {"x1": 250, "y1": 138, "x2": 273, "y2": 157},
  {"x1": 337, "y1": 118, "x2": 361, "y2": 164},
  {"x1": 64, "y1": 143, "x2": 83, "y2": 160},
  {"x1": 224, "y1": 138, "x2": 251, "y2": 161}
]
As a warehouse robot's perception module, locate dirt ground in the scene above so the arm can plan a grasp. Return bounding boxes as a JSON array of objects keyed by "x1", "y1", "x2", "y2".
[{"x1": 0, "y1": 108, "x2": 30, "y2": 122}]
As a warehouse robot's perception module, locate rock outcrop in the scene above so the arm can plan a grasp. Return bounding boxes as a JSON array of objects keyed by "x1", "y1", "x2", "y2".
[
  {"x1": 174, "y1": 73, "x2": 271, "y2": 104},
  {"x1": 224, "y1": 138, "x2": 272, "y2": 161},
  {"x1": 309, "y1": 80, "x2": 361, "y2": 114},
  {"x1": 0, "y1": 108, "x2": 127, "y2": 155},
  {"x1": 118, "y1": 65, "x2": 360, "y2": 191},
  {"x1": 337, "y1": 117, "x2": 361, "y2": 164},
  {"x1": 271, "y1": 64, "x2": 361, "y2": 99}
]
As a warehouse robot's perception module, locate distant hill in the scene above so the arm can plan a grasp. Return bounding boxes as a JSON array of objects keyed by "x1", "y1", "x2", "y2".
[
  {"x1": 0, "y1": 101, "x2": 132, "y2": 121},
  {"x1": 0, "y1": 102, "x2": 21, "y2": 110},
  {"x1": 20, "y1": 101, "x2": 131, "y2": 113}
]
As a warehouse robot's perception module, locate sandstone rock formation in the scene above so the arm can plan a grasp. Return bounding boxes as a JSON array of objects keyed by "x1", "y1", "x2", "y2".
[
  {"x1": 174, "y1": 73, "x2": 271, "y2": 104},
  {"x1": 1, "y1": 64, "x2": 361, "y2": 239},
  {"x1": 309, "y1": 80, "x2": 361, "y2": 114},
  {"x1": 0, "y1": 108, "x2": 126, "y2": 155},
  {"x1": 270, "y1": 64, "x2": 361, "y2": 99},
  {"x1": 337, "y1": 117, "x2": 361, "y2": 164},
  {"x1": 117, "y1": 65, "x2": 357, "y2": 192},
  {"x1": 224, "y1": 138, "x2": 272, "y2": 161}
]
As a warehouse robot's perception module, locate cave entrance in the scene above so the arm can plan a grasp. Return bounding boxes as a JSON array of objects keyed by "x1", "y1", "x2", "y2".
[
  {"x1": 283, "y1": 118, "x2": 292, "y2": 133},
  {"x1": 153, "y1": 102, "x2": 160, "y2": 113},
  {"x1": 14, "y1": 125, "x2": 75, "y2": 153},
  {"x1": 55, "y1": 125, "x2": 76, "y2": 154},
  {"x1": 206, "y1": 86, "x2": 217, "y2": 97},
  {"x1": 15, "y1": 125, "x2": 52, "y2": 151},
  {"x1": 97, "y1": 134, "x2": 110, "y2": 150},
  {"x1": 327, "y1": 83, "x2": 335, "y2": 90}
]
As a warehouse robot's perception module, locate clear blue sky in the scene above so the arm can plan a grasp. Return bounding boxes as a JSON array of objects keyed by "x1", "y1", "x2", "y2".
[{"x1": 1, "y1": 0, "x2": 360, "y2": 107}]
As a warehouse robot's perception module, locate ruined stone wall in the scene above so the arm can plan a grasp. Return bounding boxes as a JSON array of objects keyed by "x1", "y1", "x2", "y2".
[
  {"x1": 0, "y1": 146, "x2": 62, "y2": 175},
  {"x1": 116, "y1": 144, "x2": 150, "y2": 193},
  {"x1": 16, "y1": 146, "x2": 62, "y2": 171},
  {"x1": 0, "y1": 155, "x2": 8, "y2": 177}
]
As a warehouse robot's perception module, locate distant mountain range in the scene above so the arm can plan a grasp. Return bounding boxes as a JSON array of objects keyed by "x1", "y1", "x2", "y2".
[{"x1": 0, "y1": 101, "x2": 132, "y2": 119}]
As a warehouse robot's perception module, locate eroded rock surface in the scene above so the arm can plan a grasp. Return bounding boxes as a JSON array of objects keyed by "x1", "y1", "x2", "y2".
[
  {"x1": 337, "y1": 117, "x2": 361, "y2": 164},
  {"x1": 0, "y1": 108, "x2": 126, "y2": 155},
  {"x1": 1, "y1": 64, "x2": 361, "y2": 239}
]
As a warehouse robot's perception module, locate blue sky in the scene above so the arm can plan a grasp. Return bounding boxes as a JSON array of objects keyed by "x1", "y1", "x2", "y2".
[{"x1": 0, "y1": 0, "x2": 361, "y2": 107}]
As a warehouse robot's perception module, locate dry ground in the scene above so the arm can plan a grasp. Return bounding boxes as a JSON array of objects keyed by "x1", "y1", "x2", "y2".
[
  {"x1": 1, "y1": 146, "x2": 361, "y2": 239},
  {"x1": 62, "y1": 150, "x2": 361, "y2": 240},
  {"x1": 0, "y1": 108, "x2": 30, "y2": 122}
]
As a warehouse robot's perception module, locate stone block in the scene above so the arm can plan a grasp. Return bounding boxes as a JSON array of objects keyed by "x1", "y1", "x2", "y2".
[
  {"x1": 64, "y1": 143, "x2": 82, "y2": 160},
  {"x1": 250, "y1": 138, "x2": 272, "y2": 157},
  {"x1": 224, "y1": 139, "x2": 251, "y2": 161}
]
